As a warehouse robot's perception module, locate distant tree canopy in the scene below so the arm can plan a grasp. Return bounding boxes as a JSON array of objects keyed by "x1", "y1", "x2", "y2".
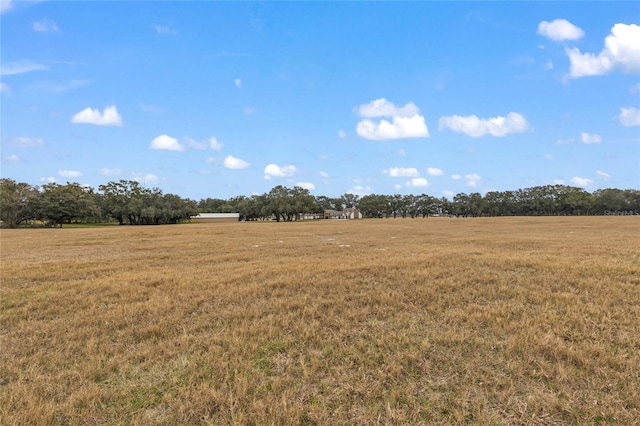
[{"x1": 0, "y1": 178, "x2": 638, "y2": 228}]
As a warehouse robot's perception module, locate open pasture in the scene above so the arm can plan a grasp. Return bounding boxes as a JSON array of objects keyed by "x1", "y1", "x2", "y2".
[{"x1": 1, "y1": 217, "x2": 639, "y2": 424}]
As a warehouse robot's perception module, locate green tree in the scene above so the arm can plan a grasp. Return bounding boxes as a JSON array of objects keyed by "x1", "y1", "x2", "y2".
[{"x1": 0, "y1": 178, "x2": 38, "y2": 227}]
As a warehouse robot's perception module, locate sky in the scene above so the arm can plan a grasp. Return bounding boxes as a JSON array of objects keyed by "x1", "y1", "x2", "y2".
[{"x1": 1, "y1": 1, "x2": 639, "y2": 200}]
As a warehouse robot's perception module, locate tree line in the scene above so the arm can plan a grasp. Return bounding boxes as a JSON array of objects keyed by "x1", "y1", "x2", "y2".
[{"x1": 1, "y1": 178, "x2": 638, "y2": 228}]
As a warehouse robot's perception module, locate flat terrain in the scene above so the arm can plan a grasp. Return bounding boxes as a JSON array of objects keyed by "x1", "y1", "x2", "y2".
[{"x1": 1, "y1": 217, "x2": 639, "y2": 425}]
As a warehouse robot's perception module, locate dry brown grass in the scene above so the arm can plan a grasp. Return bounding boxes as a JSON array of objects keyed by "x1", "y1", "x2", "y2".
[{"x1": 1, "y1": 217, "x2": 639, "y2": 425}]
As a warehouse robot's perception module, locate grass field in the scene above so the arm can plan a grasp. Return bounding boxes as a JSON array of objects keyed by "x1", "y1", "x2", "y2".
[{"x1": 1, "y1": 217, "x2": 639, "y2": 425}]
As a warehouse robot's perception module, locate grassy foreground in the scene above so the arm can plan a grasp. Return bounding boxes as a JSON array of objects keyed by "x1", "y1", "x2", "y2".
[{"x1": 1, "y1": 217, "x2": 639, "y2": 425}]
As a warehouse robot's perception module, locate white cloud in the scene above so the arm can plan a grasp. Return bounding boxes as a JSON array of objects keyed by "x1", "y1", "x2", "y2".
[
  {"x1": 571, "y1": 176, "x2": 592, "y2": 187},
  {"x1": 224, "y1": 155, "x2": 250, "y2": 170},
  {"x1": 544, "y1": 60, "x2": 554, "y2": 70},
  {"x1": 348, "y1": 185, "x2": 373, "y2": 196},
  {"x1": 442, "y1": 190, "x2": 454, "y2": 198},
  {"x1": 356, "y1": 98, "x2": 429, "y2": 140},
  {"x1": 394, "y1": 184, "x2": 403, "y2": 190},
  {"x1": 357, "y1": 115, "x2": 429, "y2": 140},
  {"x1": 155, "y1": 25, "x2": 177, "y2": 35},
  {"x1": 465, "y1": 173, "x2": 481, "y2": 187},
  {"x1": 30, "y1": 79, "x2": 90, "y2": 94},
  {"x1": 132, "y1": 173, "x2": 159, "y2": 185},
  {"x1": 59, "y1": 169, "x2": 82, "y2": 178},
  {"x1": 33, "y1": 19, "x2": 60, "y2": 32},
  {"x1": 337, "y1": 130, "x2": 346, "y2": 139},
  {"x1": 427, "y1": 167, "x2": 444, "y2": 176},
  {"x1": 0, "y1": 82, "x2": 9, "y2": 92},
  {"x1": 580, "y1": 132, "x2": 602, "y2": 144},
  {"x1": 596, "y1": 170, "x2": 610, "y2": 179},
  {"x1": 40, "y1": 176, "x2": 56, "y2": 183},
  {"x1": 537, "y1": 19, "x2": 584, "y2": 41},
  {"x1": 2, "y1": 154, "x2": 19, "y2": 163},
  {"x1": 631, "y1": 83, "x2": 640, "y2": 94},
  {"x1": 99, "y1": 168, "x2": 121, "y2": 176},
  {"x1": 320, "y1": 171, "x2": 329, "y2": 178},
  {"x1": 407, "y1": 177, "x2": 429, "y2": 187},
  {"x1": 71, "y1": 105, "x2": 123, "y2": 126},
  {"x1": 556, "y1": 137, "x2": 575, "y2": 145},
  {"x1": 205, "y1": 157, "x2": 218, "y2": 164},
  {"x1": 438, "y1": 112, "x2": 529, "y2": 137},
  {"x1": 553, "y1": 179, "x2": 565, "y2": 185},
  {"x1": 264, "y1": 163, "x2": 296, "y2": 179},
  {"x1": 243, "y1": 106, "x2": 257, "y2": 115},
  {"x1": 397, "y1": 149, "x2": 406, "y2": 157},
  {"x1": 150, "y1": 134, "x2": 184, "y2": 151},
  {"x1": 0, "y1": 0, "x2": 14, "y2": 14},
  {"x1": 358, "y1": 98, "x2": 420, "y2": 118},
  {"x1": 0, "y1": 60, "x2": 48, "y2": 76},
  {"x1": 296, "y1": 182, "x2": 315, "y2": 191},
  {"x1": 8, "y1": 136, "x2": 44, "y2": 147},
  {"x1": 619, "y1": 107, "x2": 640, "y2": 127},
  {"x1": 187, "y1": 136, "x2": 224, "y2": 151},
  {"x1": 234, "y1": 78, "x2": 242, "y2": 89},
  {"x1": 451, "y1": 174, "x2": 462, "y2": 180},
  {"x1": 385, "y1": 167, "x2": 419, "y2": 178},
  {"x1": 566, "y1": 23, "x2": 640, "y2": 78}
]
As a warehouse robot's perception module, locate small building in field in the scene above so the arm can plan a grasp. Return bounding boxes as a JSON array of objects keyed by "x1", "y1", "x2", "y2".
[
  {"x1": 190, "y1": 213, "x2": 239, "y2": 223},
  {"x1": 323, "y1": 208, "x2": 362, "y2": 219}
]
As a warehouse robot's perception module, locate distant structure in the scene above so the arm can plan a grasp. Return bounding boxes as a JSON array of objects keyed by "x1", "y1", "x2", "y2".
[
  {"x1": 190, "y1": 213, "x2": 239, "y2": 223},
  {"x1": 324, "y1": 208, "x2": 362, "y2": 219}
]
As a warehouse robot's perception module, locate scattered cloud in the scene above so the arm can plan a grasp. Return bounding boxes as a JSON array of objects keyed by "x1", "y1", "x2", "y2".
[
  {"x1": 33, "y1": 19, "x2": 60, "y2": 32},
  {"x1": 384, "y1": 167, "x2": 419, "y2": 178},
  {"x1": 243, "y1": 106, "x2": 257, "y2": 115},
  {"x1": 132, "y1": 173, "x2": 159, "y2": 185},
  {"x1": 205, "y1": 157, "x2": 218, "y2": 164},
  {"x1": 99, "y1": 168, "x2": 121, "y2": 176},
  {"x1": 465, "y1": 173, "x2": 482, "y2": 187},
  {"x1": 451, "y1": 174, "x2": 462, "y2": 180},
  {"x1": 155, "y1": 25, "x2": 177, "y2": 35},
  {"x1": 397, "y1": 149, "x2": 406, "y2": 157},
  {"x1": 7, "y1": 136, "x2": 44, "y2": 147},
  {"x1": 0, "y1": 82, "x2": 9, "y2": 92},
  {"x1": 394, "y1": 184, "x2": 403, "y2": 190},
  {"x1": 580, "y1": 132, "x2": 602, "y2": 144},
  {"x1": 596, "y1": 170, "x2": 610, "y2": 179},
  {"x1": 41, "y1": 176, "x2": 56, "y2": 184},
  {"x1": 348, "y1": 184, "x2": 373, "y2": 196},
  {"x1": 442, "y1": 190, "x2": 454, "y2": 198},
  {"x1": 631, "y1": 83, "x2": 640, "y2": 94},
  {"x1": 427, "y1": 167, "x2": 444, "y2": 176},
  {"x1": 296, "y1": 182, "x2": 315, "y2": 191},
  {"x1": 553, "y1": 179, "x2": 565, "y2": 185},
  {"x1": 140, "y1": 103, "x2": 163, "y2": 113},
  {"x1": 544, "y1": 60, "x2": 554, "y2": 70},
  {"x1": 619, "y1": 107, "x2": 640, "y2": 127},
  {"x1": 71, "y1": 105, "x2": 123, "y2": 126},
  {"x1": 356, "y1": 98, "x2": 429, "y2": 140},
  {"x1": 439, "y1": 112, "x2": 529, "y2": 137},
  {"x1": 264, "y1": 163, "x2": 296, "y2": 179},
  {"x1": 224, "y1": 155, "x2": 250, "y2": 170},
  {"x1": 337, "y1": 130, "x2": 346, "y2": 139},
  {"x1": 29, "y1": 79, "x2": 90, "y2": 94},
  {"x1": 407, "y1": 177, "x2": 429, "y2": 187},
  {"x1": 2, "y1": 154, "x2": 19, "y2": 163},
  {"x1": 537, "y1": 19, "x2": 584, "y2": 41},
  {"x1": 0, "y1": 60, "x2": 48, "y2": 76},
  {"x1": 0, "y1": 0, "x2": 13, "y2": 14},
  {"x1": 187, "y1": 136, "x2": 224, "y2": 150},
  {"x1": 571, "y1": 176, "x2": 592, "y2": 187},
  {"x1": 150, "y1": 134, "x2": 184, "y2": 151},
  {"x1": 234, "y1": 78, "x2": 242, "y2": 89},
  {"x1": 556, "y1": 137, "x2": 575, "y2": 145},
  {"x1": 566, "y1": 23, "x2": 640, "y2": 78},
  {"x1": 320, "y1": 171, "x2": 329, "y2": 178},
  {"x1": 59, "y1": 169, "x2": 82, "y2": 178}
]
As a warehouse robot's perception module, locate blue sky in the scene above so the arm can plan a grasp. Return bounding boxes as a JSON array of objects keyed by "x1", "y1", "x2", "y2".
[{"x1": 1, "y1": 1, "x2": 639, "y2": 200}]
